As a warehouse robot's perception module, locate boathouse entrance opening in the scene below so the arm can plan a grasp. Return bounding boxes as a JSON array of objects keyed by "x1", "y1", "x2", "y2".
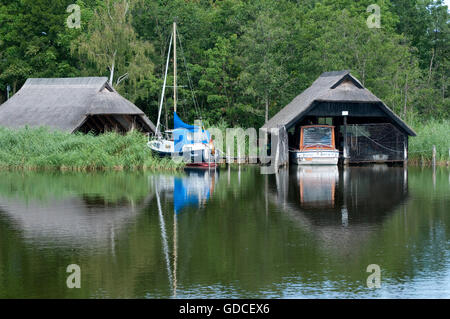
[{"x1": 287, "y1": 115, "x2": 407, "y2": 164}]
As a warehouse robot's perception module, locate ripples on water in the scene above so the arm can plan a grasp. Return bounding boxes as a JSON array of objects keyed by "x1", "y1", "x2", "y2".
[{"x1": 0, "y1": 165, "x2": 448, "y2": 298}]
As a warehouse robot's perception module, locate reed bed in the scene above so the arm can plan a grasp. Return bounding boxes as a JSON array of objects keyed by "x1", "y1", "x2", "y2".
[
  {"x1": 1, "y1": 120, "x2": 447, "y2": 170},
  {"x1": 0, "y1": 127, "x2": 183, "y2": 171},
  {"x1": 409, "y1": 119, "x2": 450, "y2": 165}
]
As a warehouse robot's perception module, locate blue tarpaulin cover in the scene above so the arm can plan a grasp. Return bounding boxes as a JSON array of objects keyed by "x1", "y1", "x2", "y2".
[
  {"x1": 173, "y1": 112, "x2": 211, "y2": 152},
  {"x1": 174, "y1": 111, "x2": 197, "y2": 130}
]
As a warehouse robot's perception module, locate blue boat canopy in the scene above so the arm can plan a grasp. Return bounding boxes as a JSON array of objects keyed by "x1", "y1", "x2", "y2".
[
  {"x1": 173, "y1": 112, "x2": 211, "y2": 152},
  {"x1": 174, "y1": 111, "x2": 198, "y2": 130}
]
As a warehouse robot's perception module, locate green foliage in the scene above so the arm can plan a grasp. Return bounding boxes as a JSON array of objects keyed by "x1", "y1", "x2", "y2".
[
  {"x1": 0, "y1": 0, "x2": 448, "y2": 122},
  {"x1": 71, "y1": 0, "x2": 154, "y2": 102},
  {"x1": 196, "y1": 35, "x2": 239, "y2": 123},
  {"x1": 239, "y1": 9, "x2": 291, "y2": 123},
  {"x1": 130, "y1": 0, "x2": 449, "y2": 126},
  {"x1": 409, "y1": 119, "x2": 450, "y2": 163},
  {"x1": 0, "y1": 127, "x2": 182, "y2": 171},
  {"x1": 0, "y1": 0, "x2": 82, "y2": 100},
  {"x1": 0, "y1": 170, "x2": 151, "y2": 203}
]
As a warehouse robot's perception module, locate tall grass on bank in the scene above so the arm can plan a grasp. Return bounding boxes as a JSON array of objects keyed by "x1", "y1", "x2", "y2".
[
  {"x1": 0, "y1": 127, "x2": 183, "y2": 171},
  {"x1": 409, "y1": 119, "x2": 450, "y2": 164}
]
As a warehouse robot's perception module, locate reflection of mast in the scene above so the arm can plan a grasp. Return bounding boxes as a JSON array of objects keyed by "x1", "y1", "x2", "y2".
[
  {"x1": 153, "y1": 170, "x2": 219, "y2": 297},
  {"x1": 155, "y1": 184, "x2": 173, "y2": 289},
  {"x1": 173, "y1": 209, "x2": 177, "y2": 298},
  {"x1": 155, "y1": 180, "x2": 178, "y2": 297}
]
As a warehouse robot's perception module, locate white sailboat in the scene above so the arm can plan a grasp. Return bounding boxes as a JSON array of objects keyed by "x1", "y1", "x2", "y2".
[{"x1": 148, "y1": 22, "x2": 220, "y2": 167}]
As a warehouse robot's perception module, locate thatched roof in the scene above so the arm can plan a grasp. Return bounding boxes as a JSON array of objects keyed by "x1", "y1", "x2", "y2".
[
  {"x1": 0, "y1": 77, "x2": 155, "y2": 133},
  {"x1": 263, "y1": 71, "x2": 416, "y2": 136}
]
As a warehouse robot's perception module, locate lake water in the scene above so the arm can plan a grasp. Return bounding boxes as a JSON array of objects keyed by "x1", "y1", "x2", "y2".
[{"x1": 0, "y1": 165, "x2": 449, "y2": 298}]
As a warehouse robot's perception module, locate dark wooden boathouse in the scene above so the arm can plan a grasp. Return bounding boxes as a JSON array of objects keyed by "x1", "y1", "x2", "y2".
[
  {"x1": 0, "y1": 77, "x2": 155, "y2": 134},
  {"x1": 262, "y1": 71, "x2": 416, "y2": 166}
]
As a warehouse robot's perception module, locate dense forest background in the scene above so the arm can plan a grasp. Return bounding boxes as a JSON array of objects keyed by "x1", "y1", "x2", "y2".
[{"x1": 0, "y1": 0, "x2": 448, "y2": 129}]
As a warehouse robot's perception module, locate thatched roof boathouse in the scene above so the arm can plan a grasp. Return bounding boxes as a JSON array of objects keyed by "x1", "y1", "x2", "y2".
[
  {"x1": 262, "y1": 71, "x2": 416, "y2": 166},
  {"x1": 0, "y1": 77, "x2": 155, "y2": 134}
]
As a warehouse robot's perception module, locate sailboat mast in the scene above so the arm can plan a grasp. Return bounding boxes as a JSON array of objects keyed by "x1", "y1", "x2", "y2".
[
  {"x1": 155, "y1": 33, "x2": 172, "y2": 135},
  {"x1": 173, "y1": 21, "x2": 177, "y2": 113}
]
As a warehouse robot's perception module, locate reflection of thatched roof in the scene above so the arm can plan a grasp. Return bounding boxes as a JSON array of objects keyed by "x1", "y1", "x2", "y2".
[
  {"x1": 270, "y1": 195, "x2": 375, "y2": 255},
  {"x1": 0, "y1": 195, "x2": 152, "y2": 247},
  {"x1": 262, "y1": 71, "x2": 415, "y2": 136},
  {"x1": 269, "y1": 166, "x2": 409, "y2": 255},
  {"x1": 0, "y1": 77, "x2": 155, "y2": 133}
]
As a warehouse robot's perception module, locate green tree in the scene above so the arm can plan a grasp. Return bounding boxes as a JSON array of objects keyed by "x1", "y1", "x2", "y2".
[
  {"x1": 194, "y1": 35, "x2": 239, "y2": 123},
  {"x1": 298, "y1": 6, "x2": 432, "y2": 119},
  {"x1": 1, "y1": 0, "x2": 448, "y2": 122},
  {"x1": 391, "y1": 0, "x2": 449, "y2": 117},
  {"x1": 72, "y1": 0, "x2": 153, "y2": 102},
  {"x1": 239, "y1": 10, "x2": 290, "y2": 125},
  {"x1": 0, "y1": 0, "x2": 82, "y2": 101}
]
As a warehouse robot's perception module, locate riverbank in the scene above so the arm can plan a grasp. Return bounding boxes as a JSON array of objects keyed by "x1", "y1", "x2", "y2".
[
  {"x1": 0, "y1": 127, "x2": 183, "y2": 171},
  {"x1": 0, "y1": 121, "x2": 448, "y2": 171},
  {"x1": 409, "y1": 120, "x2": 450, "y2": 166}
]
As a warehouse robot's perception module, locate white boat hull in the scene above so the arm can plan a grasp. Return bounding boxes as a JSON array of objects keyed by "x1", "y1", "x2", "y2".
[
  {"x1": 148, "y1": 138, "x2": 220, "y2": 163},
  {"x1": 290, "y1": 150, "x2": 339, "y2": 165},
  {"x1": 148, "y1": 139, "x2": 175, "y2": 156}
]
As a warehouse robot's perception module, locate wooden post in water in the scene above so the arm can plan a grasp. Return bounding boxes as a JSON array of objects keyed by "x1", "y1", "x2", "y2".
[
  {"x1": 342, "y1": 111, "x2": 349, "y2": 165},
  {"x1": 432, "y1": 145, "x2": 436, "y2": 168},
  {"x1": 237, "y1": 136, "x2": 241, "y2": 165},
  {"x1": 403, "y1": 138, "x2": 408, "y2": 167},
  {"x1": 265, "y1": 174, "x2": 268, "y2": 219},
  {"x1": 448, "y1": 148, "x2": 450, "y2": 166}
]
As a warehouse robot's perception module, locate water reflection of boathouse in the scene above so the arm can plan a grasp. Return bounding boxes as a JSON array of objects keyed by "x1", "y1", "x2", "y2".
[{"x1": 269, "y1": 166, "x2": 409, "y2": 251}]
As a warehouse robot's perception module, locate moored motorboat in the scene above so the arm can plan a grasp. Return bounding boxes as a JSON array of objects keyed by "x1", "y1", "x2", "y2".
[{"x1": 290, "y1": 125, "x2": 339, "y2": 165}]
